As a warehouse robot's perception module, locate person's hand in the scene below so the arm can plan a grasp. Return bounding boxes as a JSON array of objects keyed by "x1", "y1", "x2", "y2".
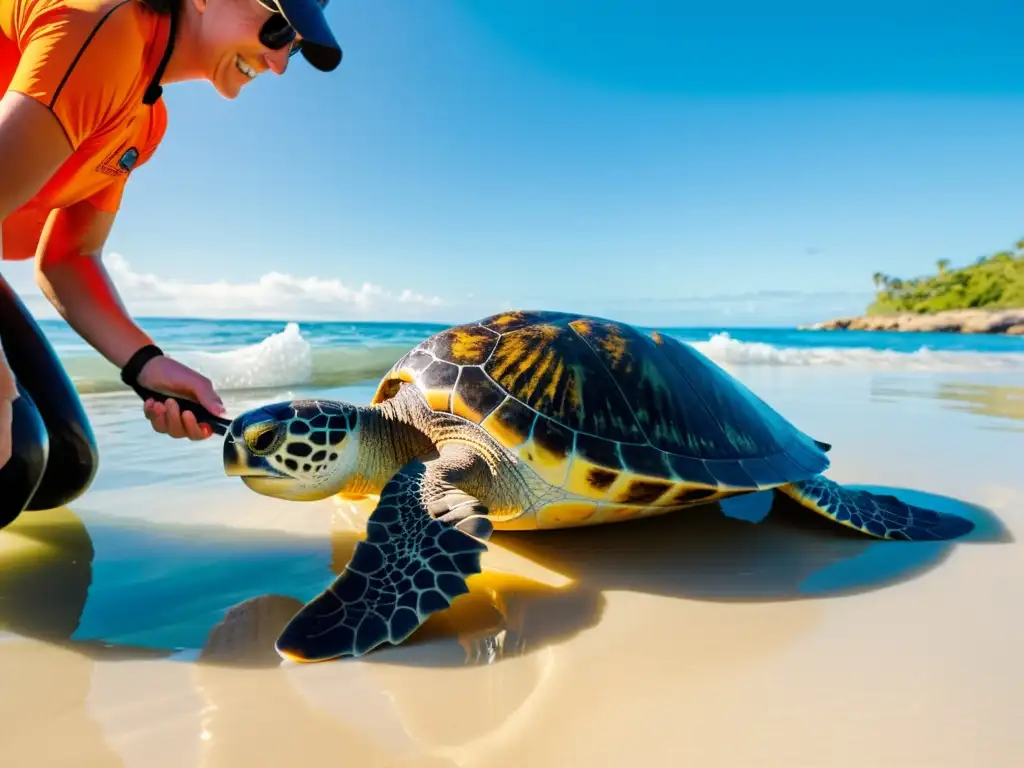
[{"x1": 138, "y1": 355, "x2": 226, "y2": 441}]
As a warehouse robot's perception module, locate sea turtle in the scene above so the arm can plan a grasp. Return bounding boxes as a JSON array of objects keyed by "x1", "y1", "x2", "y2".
[{"x1": 222, "y1": 310, "x2": 974, "y2": 662}]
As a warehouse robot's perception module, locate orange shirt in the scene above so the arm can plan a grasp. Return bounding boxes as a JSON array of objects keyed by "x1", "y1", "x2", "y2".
[{"x1": 0, "y1": 0, "x2": 170, "y2": 261}]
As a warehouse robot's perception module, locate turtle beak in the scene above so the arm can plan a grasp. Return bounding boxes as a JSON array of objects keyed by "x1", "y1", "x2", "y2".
[
  {"x1": 222, "y1": 431, "x2": 286, "y2": 479},
  {"x1": 222, "y1": 433, "x2": 250, "y2": 477}
]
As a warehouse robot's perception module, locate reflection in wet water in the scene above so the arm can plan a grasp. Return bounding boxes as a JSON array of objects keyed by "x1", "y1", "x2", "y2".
[
  {"x1": 0, "y1": 505, "x2": 582, "y2": 666},
  {"x1": 934, "y1": 382, "x2": 1024, "y2": 423},
  {"x1": 0, "y1": 485, "x2": 1002, "y2": 669},
  {"x1": 871, "y1": 376, "x2": 1024, "y2": 430}
]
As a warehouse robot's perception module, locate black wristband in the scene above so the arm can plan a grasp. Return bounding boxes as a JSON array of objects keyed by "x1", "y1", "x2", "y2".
[{"x1": 121, "y1": 344, "x2": 164, "y2": 390}]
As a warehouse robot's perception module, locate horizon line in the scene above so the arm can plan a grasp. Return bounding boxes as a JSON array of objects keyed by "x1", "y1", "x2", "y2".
[{"x1": 34, "y1": 314, "x2": 813, "y2": 331}]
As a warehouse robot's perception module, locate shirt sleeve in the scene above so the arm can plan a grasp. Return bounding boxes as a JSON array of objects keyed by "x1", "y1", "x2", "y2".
[
  {"x1": 85, "y1": 176, "x2": 127, "y2": 213},
  {"x1": 6, "y1": 2, "x2": 144, "y2": 150},
  {"x1": 83, "y1": 98, "x2": 166, "y2": 214}
]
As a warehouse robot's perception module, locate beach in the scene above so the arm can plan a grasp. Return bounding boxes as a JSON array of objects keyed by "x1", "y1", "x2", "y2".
[{"x1": 1, "y1": 319, "x2": 1022, "y2": 767}]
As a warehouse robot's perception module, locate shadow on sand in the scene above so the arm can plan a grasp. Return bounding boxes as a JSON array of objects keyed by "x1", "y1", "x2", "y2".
[{"x1": 0, "y1": 486, "x2": 1010, "y2": 670}]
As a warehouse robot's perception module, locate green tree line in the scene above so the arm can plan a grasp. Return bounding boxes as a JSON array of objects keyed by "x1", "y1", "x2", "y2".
[{"x1": 867, "y1": 239, "x2": 1024, "y2": 314}]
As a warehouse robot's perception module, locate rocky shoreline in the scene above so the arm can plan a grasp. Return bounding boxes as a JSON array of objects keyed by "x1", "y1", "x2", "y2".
[{"x1": 804, "y1": 308, "x2": 1024, "y2": 335}]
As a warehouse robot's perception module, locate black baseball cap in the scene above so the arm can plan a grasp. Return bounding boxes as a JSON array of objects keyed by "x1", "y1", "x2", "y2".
[{"x1": 274, "y1": 0, "x2": 342, "y2": 72}]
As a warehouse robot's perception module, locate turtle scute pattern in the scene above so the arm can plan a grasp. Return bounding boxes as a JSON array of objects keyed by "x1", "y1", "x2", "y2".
[
  {"x1": 373, "y1": 311, "x2": 829, "y2": 527},
  {"x1": 237, "y1": 399, "x2": 356, "y2": 476}
]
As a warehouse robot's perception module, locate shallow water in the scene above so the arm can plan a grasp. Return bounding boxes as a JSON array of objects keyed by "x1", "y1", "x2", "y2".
[{"x1": 1, "y1": 364, "x2": 1022, "y2": 767}]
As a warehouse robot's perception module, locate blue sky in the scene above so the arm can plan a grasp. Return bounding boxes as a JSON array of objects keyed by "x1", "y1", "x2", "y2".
[{"x1": 9, "y1": 0, "x2": 1024, "y2": 326}]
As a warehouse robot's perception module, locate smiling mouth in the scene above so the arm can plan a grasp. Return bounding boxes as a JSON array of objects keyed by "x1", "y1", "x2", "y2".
[{"x1": 235, "y1": 55, "x2": 259, "y2": 79}]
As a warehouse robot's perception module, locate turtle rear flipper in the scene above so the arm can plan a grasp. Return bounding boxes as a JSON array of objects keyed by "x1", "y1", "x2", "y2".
[
  {"x1": 777, "y1": 476, "x2": 974, "y2": 541},
  {"x1": 275, "y1": 458, "x2": 489, "y2": 662}
]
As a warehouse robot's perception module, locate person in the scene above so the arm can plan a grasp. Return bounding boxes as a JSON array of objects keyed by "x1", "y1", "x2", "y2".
[{"x1": 0, "y1": 0, "x2": 342, "y2": 528}]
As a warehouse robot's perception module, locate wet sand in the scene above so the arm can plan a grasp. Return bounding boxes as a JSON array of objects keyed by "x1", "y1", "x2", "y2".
[{"x1": 0, "y1": 367, "x2": 1021, "y2": 767}]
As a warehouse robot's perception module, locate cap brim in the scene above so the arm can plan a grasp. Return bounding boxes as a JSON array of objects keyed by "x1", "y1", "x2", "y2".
[
  {"x1": 276, "y1": 0, "x2": 342, "y2": 72},
  {"x1": 300, "y1": 41, "x2": 342, "y2": 72}
]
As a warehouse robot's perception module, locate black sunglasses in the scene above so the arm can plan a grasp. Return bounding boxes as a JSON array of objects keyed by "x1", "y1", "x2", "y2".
[{"x1": 255, "y1": 0, "x2": 328, "y2": 57}]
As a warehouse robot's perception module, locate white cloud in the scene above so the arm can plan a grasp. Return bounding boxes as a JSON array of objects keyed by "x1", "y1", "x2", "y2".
[
  {"x1": 3, "y1": 252, "x2": 871, "y2": 328},
  {"x1": 5, "y1": 253, "x2": 450, "y2": 322}
]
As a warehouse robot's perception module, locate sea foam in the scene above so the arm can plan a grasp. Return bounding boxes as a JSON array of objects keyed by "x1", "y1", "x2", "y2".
[
  {"x1": 691, "y1": 332, "x2": 1024, "y2": 371},
  {"x1": 63, "y1": 323, "x2": 1024, "y2": 397}
]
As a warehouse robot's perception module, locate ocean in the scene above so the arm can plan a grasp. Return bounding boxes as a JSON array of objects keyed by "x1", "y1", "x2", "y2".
[
  {"x1": 2, "y1": 315, "x2": 1022, "y2": 766},
  {"x1": 42, "y1": 316, "x2": 1024, "y2": 397}
]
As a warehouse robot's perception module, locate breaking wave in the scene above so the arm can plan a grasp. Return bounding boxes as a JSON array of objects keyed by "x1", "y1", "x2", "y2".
[
  {"x1": 690, "y1": 332, "x2": 1024, "y2": 371},
  {"x1": 63, "y1": 323, "x2": 1024, "y2": 397}
]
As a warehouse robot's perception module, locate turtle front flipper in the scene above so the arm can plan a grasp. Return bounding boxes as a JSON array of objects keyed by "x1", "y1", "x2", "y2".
[
  {"x1": 777, "y1": 476, "x2": 974, "y2": 541},
  {"x1": 275, "y1": 458, "x2": 490, "y2": 662}
]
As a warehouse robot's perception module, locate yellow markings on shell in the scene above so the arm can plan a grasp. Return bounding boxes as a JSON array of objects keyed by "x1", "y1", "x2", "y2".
[
  {"x1": 563, "y1": 454, "x2": 619, "y2": 500},
  {"x1": 572, "y1": 318, "x2": 627, "y2": 366},
  {"x1": 423, "y1": 388, "x2": 452, "y2": 412},
  {"x1": 492, "y1": 511, "x2": 540, "y2": 531},
  {"x1": 526, "y1": 499, "x2": 685, "y2": 530},
  {"x1": 487, "y1": 326, "x2": 559, "y2": 394},
  {"x1": 600, "y1": 473, "x2": 678, "y2": 506},
  {"x1": 449, "y1": 329, "x2": 494, "y2": 363},
  {"x1": 566, "y1": 364, "x2": 583, "y2": 413},
  {"x1": 535, "y1": 501, "x2": 599, "y2": 528},
  {"x1": 650, "y1": 330, "x2": 664, "y2": 345},
  {"x1": 477, "y1": 500, "x2": 526, "y2": 526},
  {"x1": 665, "y1": 483, "x2": 725, "y2": 506},
  {"x1": 516, "y1": 436, "x2": 571, "y2": 487},
  {"x1": 371, "y1": 367, "x2": 416, "y2": 405},
  {"x1": 450, "y1": 389, "x2": 484, "y2": 423},
  {"x1": 480, "y1": 399, "x2": 531, "y2": 448},
  {"x1": 489, "y1": 311, "x2": 525, "y2": 329},
  {"x1": 538, "y1": 355, "x2": 567, "y2": 409},
  {"x1": 510, "y1": 349, "x2": 548, "y2": 401},
  {"x1": 570, "y1": 318, "x2": 592, "y2": 336},
  {"x1": 596, "y1": 504, "x2": 648, "y2": 524},
  {"x1": 596, "y1": 503, "x2": 680, "y2": 525},
  {"x1": 598, "y1": 323, "x2": 628, "y2": 365},
  {"x1": 610, "y1": 477, "x2": 674, "y2": 506},
  {"x1": 564, "y1": 453, "x2": 679, "y2": 506}
]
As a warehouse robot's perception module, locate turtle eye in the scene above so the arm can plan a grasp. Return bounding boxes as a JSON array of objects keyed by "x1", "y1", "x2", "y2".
[{"x1": 244, "y1": 421, "x2": 286, "y2": 456}]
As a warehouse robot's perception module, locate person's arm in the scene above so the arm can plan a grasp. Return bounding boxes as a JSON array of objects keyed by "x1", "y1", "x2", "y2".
[
  {"x1": 33, "y1": 201, "x2": 156, "y2": 369},
  {"x1": 0, "y1": 90, "x2": 74, "y2": 450},
  {"x1": 34, "y1": 198, "x2": 227, "y2": 438},
  {"x1": 0, "y1": 91, "x2": 73, "y2": 222}
]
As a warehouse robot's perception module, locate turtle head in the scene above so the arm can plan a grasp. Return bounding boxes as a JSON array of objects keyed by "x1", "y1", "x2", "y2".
[{"x1": 223, "y1": 399, "x2": 362, "y2": 502}]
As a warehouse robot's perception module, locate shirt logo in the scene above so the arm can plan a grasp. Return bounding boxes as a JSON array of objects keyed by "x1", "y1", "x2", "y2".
[
  {"x1": 96, "y1": 143, "x2": 141, "y2": 178},
  {"x1": 118, "y1": 147, "x2": 139, "y2": 172}
]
